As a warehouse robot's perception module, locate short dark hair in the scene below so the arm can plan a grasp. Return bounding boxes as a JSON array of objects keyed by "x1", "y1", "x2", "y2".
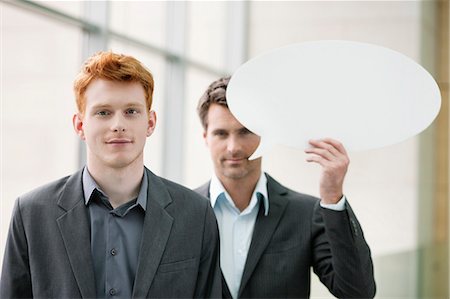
[{"x1": 197, "y1": 76, "x2": 230, "y2": 129}]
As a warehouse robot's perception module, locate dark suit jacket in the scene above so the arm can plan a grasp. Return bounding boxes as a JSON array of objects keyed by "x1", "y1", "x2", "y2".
[
  {"x1": 195, "y1": 173, "x2": 375, "y2": 299},
  {"x1": 1, "y1": 168, "x2": 221, "y2": 298}
]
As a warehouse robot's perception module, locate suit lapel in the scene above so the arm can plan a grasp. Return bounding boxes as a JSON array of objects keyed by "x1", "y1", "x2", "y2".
[
  {"x1": 197, "y1": 176, "x2": 290, "y2": 297},
  {"x1": 238, "y1": 174, "x2": 289, "y2": 297},
  {"x1": 132, "y1": 169, "x2": 174, "y2": 298},
  {"x1": 56, "y1": 170, "x2": 96, "y2": 299}
]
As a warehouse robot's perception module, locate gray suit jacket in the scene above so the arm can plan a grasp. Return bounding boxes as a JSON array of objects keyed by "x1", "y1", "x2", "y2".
[
  {"x1": 195, "y1": 173, "x2": 375, "y2": 299},
  {"x1": 1, "y1": 168, "x2": 221, "y2": 298}
]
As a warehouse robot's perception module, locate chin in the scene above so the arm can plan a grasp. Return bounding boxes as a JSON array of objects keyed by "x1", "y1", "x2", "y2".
[
  {"x1": 103, "y1": 156, "x2": 135, "y2": 169},
  {"x1": 106, "y1": 161, "x2": 131, "y2": 169},
  {"x1": 222, "y1": 170, "x2": 249, "y2": 180}
]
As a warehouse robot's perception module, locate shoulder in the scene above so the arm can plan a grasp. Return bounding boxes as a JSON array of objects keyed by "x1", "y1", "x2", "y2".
[
  {"x1": 146, "y1": 170, "x2": 215, "y2": 227},
  {"x1": 146, "y1": 169, "x2": 210, "y2": 210},
  {"x1": 12, "y1": 170, "x2": 82, "y2": 221},
  {"x1": 163, "y1": 177, "x2": 209, "y2": 202},
  {"x1": 193, "y1": 181, "x2": 210, "y2": 197},
  {"x1": 17, "y1": 174, "x2": 72, "y2": 208}
]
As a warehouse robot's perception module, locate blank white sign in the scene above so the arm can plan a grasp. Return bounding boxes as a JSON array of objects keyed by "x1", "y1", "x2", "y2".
[{"x1": 226, "y1": 40, "x2": 441, "y2": 158}]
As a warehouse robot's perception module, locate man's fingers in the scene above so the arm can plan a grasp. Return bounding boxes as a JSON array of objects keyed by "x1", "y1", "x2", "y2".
[
  {"x1": 307, "y1": 139, "x2": 350, "y2": 171},
  {"x1": 305, "y1": 147, "x2": 334, "y2": 161},
  {"x1": 308, "y1": 138, "x2": 349, "y2": 162},
  {"x1": 305, "y1": 154, "x2": 330, "y2": 167},
  {"x1": 308, "y1": 139, "x2": 339, "y2": 156},
  {"x1": 319, "y1": 138, "x2": 348, "y2": 155}
]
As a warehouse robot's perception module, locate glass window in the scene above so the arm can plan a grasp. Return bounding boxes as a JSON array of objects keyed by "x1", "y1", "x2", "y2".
[
  {"x1": 35, "y1": 0, "x2": 83, "y2": 18},
  {"x1": 187, "y1": 1, "x2": 226, "y2": 71},
  {"x1": 110, "y1": 1, "x2": 166, "y2": 50},
  {"x1": 1, "y1": 4, "x2": 82, "y2": 262},
  {"x1": 183, "y1": 67, "x2": 218, "y2": 188}
]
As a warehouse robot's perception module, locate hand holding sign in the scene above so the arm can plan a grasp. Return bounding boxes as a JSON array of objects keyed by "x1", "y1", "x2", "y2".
[{"x1": 226, "y1": 40, "x2": 442, "y2": 159}]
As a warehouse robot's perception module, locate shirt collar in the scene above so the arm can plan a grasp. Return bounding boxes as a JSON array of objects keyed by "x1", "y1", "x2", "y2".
[
  {"x1": 210, "y1": 171, "x2": 269, "y2": 216},
  {"x1": 82, "y1": 167, "x2": 148, "y2": 211}
]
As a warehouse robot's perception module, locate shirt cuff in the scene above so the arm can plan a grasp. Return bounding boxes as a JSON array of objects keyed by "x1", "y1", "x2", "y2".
[{"x1": 320, "y1": 195, "x2": 346, "y2": 211}]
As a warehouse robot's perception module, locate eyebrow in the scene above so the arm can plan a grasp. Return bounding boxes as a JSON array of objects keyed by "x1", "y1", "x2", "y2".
[
  {"x1": 211, "y1": 128, "x2": 227, "y2": 133},
  {"x1": 238, "y1": 127, "x2": 251, "y2": 133},
  {"x1": 90, "y1": 102, "x2": 146, "y2": 110},
  {"x1": 123, "y1": 102, "x2": 146, "y2": 107},
  {"x1": 210, "y1": 126, "x2": 252, "y2": 135}
]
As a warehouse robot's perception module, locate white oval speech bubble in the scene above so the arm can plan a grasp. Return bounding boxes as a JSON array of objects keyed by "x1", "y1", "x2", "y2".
[{"x1": 226, "y1": 40, "x2": 441, "y2": 158}]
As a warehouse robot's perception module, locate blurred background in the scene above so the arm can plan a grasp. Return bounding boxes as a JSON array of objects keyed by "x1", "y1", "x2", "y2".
[{"x1": 1, "y1": 1, "x2": 449, "y2": 298}]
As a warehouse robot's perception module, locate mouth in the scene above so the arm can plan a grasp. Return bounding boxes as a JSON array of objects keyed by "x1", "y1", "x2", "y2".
[
  {"x1": 223, "y1": 157, "x2": 246, "y2": 163},
  {"x1": 106, "y1": 138, "x2": 133, "y2": 145}
]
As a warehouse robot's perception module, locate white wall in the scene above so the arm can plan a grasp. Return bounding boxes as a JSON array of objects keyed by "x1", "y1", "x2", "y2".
[{"x1": 182, "y1": 1, "x2": 430, "y2": 297}]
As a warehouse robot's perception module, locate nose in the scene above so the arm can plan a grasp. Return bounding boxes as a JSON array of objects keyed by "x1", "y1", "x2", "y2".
[
  {"x1": 111, "y1": 114, "x2": 126, "y2": 132},
  {"x1": 227, "y1": 135, "x2": 242, "y2": 154}
]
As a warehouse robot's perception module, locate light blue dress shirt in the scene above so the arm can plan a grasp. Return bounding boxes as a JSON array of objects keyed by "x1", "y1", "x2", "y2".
[
  {"x1": 209, "y1": 171, "x2": 346, "y2": 298},
  {"x1": 210, "y1": 172, "x2": 268, "y2": 299}
]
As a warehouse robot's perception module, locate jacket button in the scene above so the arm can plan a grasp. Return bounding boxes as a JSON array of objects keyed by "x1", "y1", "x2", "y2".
[
  {"x1": 110, "y1": 248, "x2": 117, "y2": 256},
  {"x1": 109, "y1": 288, "x2": 117, "y2": 296}
]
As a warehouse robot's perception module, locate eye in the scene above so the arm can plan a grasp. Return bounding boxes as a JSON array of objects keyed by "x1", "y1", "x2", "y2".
[
  {"x1": 96, "y1": 110, "x2": 110, "y2": 116},
  {"x1": 125, "y1": 108, "x2": 139, "y2": 115},
  {"x1": 213, "y1": 130, "x2": 227, "y2": 138}
]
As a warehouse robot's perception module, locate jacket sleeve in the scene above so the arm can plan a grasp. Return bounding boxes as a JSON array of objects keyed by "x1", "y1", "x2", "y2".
[
  {"x1": 193, "y1": 202, "x2": 222, "y2": 298},
  {"x1": 0, "y1": 198, "x2": 33, "y2": 299},
  {"x1": 311, "y1": 200, "x2": 376, "y2": 298}
]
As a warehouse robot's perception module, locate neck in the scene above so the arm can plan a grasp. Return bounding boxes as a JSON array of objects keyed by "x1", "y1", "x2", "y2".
[
  {"x1": 218, "y1": 170, "x2": 261, "y2": 212},
  {"x1": 87, "y1": 159, "x2": 144, "y2": 209}
]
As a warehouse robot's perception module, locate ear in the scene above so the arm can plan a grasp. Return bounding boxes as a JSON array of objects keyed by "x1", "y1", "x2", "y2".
[
  {"x1": 203, "y1": 128, "x2": 208, "y2": 146},
  {"x1": 73, "y1": 113, "x2": 86, "y2": 140},
  {"x1": 146, "y1": 110, "x2": 157, "y2": 137}
]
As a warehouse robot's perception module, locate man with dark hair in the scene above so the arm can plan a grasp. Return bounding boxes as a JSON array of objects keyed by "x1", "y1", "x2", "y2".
[
  {"x1": 1, "y1": 51, "x2": 221, "y2": 298},
  {"x1": 196, "y1": 76, "x2": 376, "y2": 298}
]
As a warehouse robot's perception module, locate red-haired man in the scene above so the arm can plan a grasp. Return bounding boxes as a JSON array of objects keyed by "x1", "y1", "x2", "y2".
[{"x1": 1, "y1": 52, "x2": 221, "y2": 298}]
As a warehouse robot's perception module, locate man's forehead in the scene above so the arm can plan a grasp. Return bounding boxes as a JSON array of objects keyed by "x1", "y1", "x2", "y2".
[
  {"x1": 208, "y1": 119, "x2": 248, "y2": 132},
  {"x1": 85, "y1": 79, "x2": 145, "y2": 98},
  {"x1": 84, "y1": 80, "x2": 146, "y2": 108}
]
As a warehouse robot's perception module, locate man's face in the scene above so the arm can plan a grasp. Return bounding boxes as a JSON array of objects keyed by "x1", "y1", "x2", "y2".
[
  {"x1": 73, "y1": 79, "x2": 156, "y2": 170},
  {"x1": 204, "y1": 104, "x2": 261, "y2": 181}
]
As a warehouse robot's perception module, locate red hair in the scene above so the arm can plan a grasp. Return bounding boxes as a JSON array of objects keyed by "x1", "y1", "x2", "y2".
[{"x1": 74, "y1": 51, "x2": 154, "y2": 114}]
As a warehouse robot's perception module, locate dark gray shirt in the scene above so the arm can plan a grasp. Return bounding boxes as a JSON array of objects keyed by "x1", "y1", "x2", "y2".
[{"x1": 83, "y1": 167, "x2": 148, "y2": 299}]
